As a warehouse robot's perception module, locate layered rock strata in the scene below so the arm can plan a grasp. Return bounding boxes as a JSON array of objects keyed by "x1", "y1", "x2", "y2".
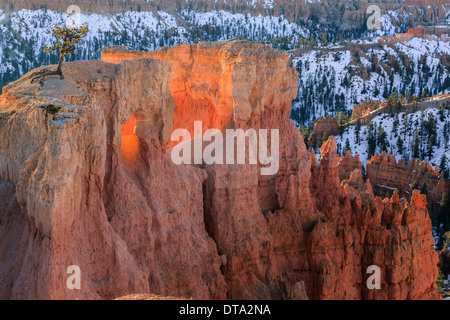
[
  {"x1": 366, "y1": 152, "x2": 450, "y2": 211},
  {"x1": 0, "y1": 41, "x2": 441, "y2": 300},
  {"x1": 308, "y1": 118, "x2": 340, "y2": 149},
  {"x1": 1, "y1": 0, "x2": 448, "y2": 31},
  {"x1": 338, "y1": 151, "x2": 363, "y2": 181}
]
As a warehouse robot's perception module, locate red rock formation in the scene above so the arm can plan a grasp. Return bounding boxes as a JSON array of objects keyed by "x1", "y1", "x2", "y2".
[
  {"x1": 0, "y1": 41, "x2": 441, "y2": 300},
  {"x1": 350, "y1": 100, "x2": 384, "y2": 124},
  {"x1": 366, "y1": 152, "x2": 450, "y2": 211},
  {"x1": 0, "y1": 57, "x2": 226, "y2": 300},
  {"x1": 102, "y1": 43, "x2": 296, "y2": 149},
  {"x1": 308, "y1": 118, "x2": 339, "y2": 149},
  {"x1": 401, "y1": 26, "x2": 426, "y2": 39},
  {"x1": 338, "y1": 151, "x2": 363, "y2": 181},
  {"x1": 380, "y1": 25, "x2": 450, "y2": 44},
  {"x1": 307, "y1": 139, "x2": 440, "y2": 299}
]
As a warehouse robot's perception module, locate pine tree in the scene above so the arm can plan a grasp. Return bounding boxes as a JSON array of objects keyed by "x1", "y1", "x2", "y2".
[
  {"x1": 31, "y1": 24, "x2": 89, "y2": 84},
  {"x1": 355, "y1": 119, "x2": 361, "y2": 144},
  {"x1": 427, "y1": 138, "x2": 434, "y2": 160},
  {"x1": 441, "y1": 154, "x2": 449, "y2": 180},
  {"x1": 343, "y1": 138, "x2": 351, "y2": 155},
  {"x1": 321, "y1": 33, "x2": 328, "y2": 46},
  {"x1": 444, "y1": 123, "x2": 449, "y2": 145},
  {"x1": 377, "y1": 124, "x2": 388, "y2": 152},
  {"x1": 299, "y1": 125, "x2": 313, "y2": 147},
  {"x1": 438, "y1": 194, "x2": 450, "y2": 250},
  {"x1": 423, "y1": 113, "x2": 437, "y2": 159},
  {"x1": 374, "y1": 85, "x2": 380, "y2": 97},
  {"x1": 367, "y1": 123, "x2": 377, "y2": 157},
  {"x1": 420, "y1": 183, "x2": 428, "y2": 195},
  {"x1": 387, "y1": 91, "x2": 401, "y2": 113},
  {"x1": 382, "y1": 84, "x2": 389, "y2": 99},
  {"x1": 436, "y1": 269, "x2": 446, "y2": 296},
  {"x1": 397, "y1": 137, "x2": 403, "y2": 155},
  {"x1": 337, "y1": 111, "x2": 349, "y2": 126},
  {"x1": 406, "y1": 90, "x2": 414, "y2": 103},
  {"x1": 439, "y1": 103, "x2": 445, "y2": 122},
  {"x1": 393, "y1": 118, "x2": 399, "y2": 137},
  {"x1": 413, "y1": 131, "x2": 420, "y2": 159}
]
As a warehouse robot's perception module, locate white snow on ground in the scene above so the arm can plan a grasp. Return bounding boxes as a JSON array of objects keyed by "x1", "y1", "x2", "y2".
[
  {"x1": 0, "y1": 8, "x2": 449, "y2": 130},
  {"x1": 1, "y1": 9, "x2": 192, "y2": 58},
  {"x1": 179, "y1": 9, "x2": 309, "y2": 40},
  {"x1": 367, "y1": 11, "x2": 407, "y2": 37},
  {"x1": 350, "y1": 37, "x2": 382, "y2": 45},
  {"x1": 292, "y1": 36, "x2": 450, "y2": 124},
  {"x1": 333, "y1": 108, "x2": 450, "y2": 170},
  {"x1": 0, "y1": 8, "x2": 311, "y2": 83}
]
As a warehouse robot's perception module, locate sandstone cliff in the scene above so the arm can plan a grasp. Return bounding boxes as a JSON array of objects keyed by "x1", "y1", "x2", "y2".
[
  {"x1": 338, "y1": 151, "x2": 363, "y2": 181},
  {"x1": 0, "y1": 41, "x2": 441, "y2": 300},
  {"x1": 366, "y1": 152, "x2": 450, "y2": 212},
  {"x1": 308, "y1": 118, "x2": 339, "y2": 149}
]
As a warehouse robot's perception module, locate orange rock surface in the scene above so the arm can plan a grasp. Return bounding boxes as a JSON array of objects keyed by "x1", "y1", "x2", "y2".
[
  {"x1": 366, "y1": 152, "x2": 450, "y2": 211},
  {"x1": 338, "y1": 151, "x2": 363, "y2": 181},
  {"x1": 0, "y1": 41, "x2": 441, "y2": 300},
  {"x1": 102, "y1": 44, "x2": 297, "y2": 149},
  {"x1": 308, "y1": 118, "x2": 339, "y2": 149},
  {"x1": 350, "y1": 100, "x2": 384, "y2": 124},
  {"x1": 308, "y1": 140, "x2": 440, "y2": 299}
]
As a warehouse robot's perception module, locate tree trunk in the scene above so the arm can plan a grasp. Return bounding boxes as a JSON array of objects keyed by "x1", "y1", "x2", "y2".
[
  {"x1": 56, "y1": 55, "x2": 64, "y2": 77},
  {"x1": 29, "y1": 52, "x2": 65, "y2": 84}
]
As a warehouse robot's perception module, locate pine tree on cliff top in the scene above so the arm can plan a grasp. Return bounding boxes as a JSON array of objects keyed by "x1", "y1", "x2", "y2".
[{"x1": 30, "y1": 24, "x2": 89, "y2": 85}]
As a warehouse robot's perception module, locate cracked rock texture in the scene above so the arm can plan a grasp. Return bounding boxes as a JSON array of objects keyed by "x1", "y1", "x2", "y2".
[
  {"x1": 0, "y1": 41, "x2": 441, "y2": 299},
  {"x1": 366, "y1": 152, "x2": 450, "y2": 212}
]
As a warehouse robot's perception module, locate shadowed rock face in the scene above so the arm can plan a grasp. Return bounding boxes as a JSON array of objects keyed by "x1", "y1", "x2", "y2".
[
  {"x1": 367, "y1": 152, "x2": 450, "y2": 212},
  {"x1": 0, "y1": 41, "x2": 441, "y2": 300},
  {"x1": 309, "y1": 118, "x2": 339, "y2": 149}
]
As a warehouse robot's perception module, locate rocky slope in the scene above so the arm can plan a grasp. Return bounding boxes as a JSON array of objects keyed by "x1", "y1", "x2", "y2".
[
  {"x1": 338, "y1": 151, "x2": 364, "y2": 181},
  {"x1": 367, "y1": 152, "x2": 448, "y2": 203},
  {"x1": 334, "y1": 99, "x2": 450, "y2": 173},
  {"x1": 308, "y1": 118, "x2": 340, "y2": 149},
  {"x1": 330, "y1": 96, "x2": 450, "y2": 248},
  {"x1": 1, "y1": 2, "x2": 449, "y2": 96},
  {"x1": 0, "y1": 41, "x2": 441, "y2": 299},
  {"x1": 291, "y1": 30, "x2": 450, "y2": 125},
  {"x1": 1, "y1": 0, "x2": 448, "y2": 27}
]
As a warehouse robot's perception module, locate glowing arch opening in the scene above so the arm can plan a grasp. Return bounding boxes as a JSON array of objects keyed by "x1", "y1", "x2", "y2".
[{"x1": 120, "y1": 115, "x2": 139, "y2": 160}]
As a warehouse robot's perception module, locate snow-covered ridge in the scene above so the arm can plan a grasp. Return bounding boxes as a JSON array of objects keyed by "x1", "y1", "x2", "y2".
[
  {"x1": 291, "y1": 37, "x2": 450, "y2": 125},
  {"x1": 0, "y1": 8, "x2": 311, "y2": 88},
  {"x1": 179, "y1": 9, "x2": 309, "y2": 40},
  {"x1": 335, "y1": 107, "x2": 450, "y2": 170},
  {"x1": 0, "y1": 7, "x2": 449, "y2": 130}
]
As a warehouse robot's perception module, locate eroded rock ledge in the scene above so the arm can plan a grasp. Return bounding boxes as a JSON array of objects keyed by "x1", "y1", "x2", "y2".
[
  {"x1": 0, "y1": 41, "x2": 440, "y2": 300},
  {"x1": 366, "y1": 152, "x2": 450, "y2": 212}
]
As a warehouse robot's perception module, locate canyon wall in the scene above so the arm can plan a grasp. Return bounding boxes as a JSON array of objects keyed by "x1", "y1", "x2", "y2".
[
  {"x1": 338, "y1": 151, "x2": 363, "y2": 181},
  {"x1": 0, "y1": 41, "x2": 441, "y2": 300},
  {"x1": 0, "y1": 0, "x2": 448, "y2": 30},
  {"x1": 310, "y1": 142, "x2": 439, "y2": 299},
  {"x1": 350, "y1": 100, "x2": 383, "y2": 125},
  {"x1": 308, "y1": 118, "x2": 340, "y2": 149},
  {"x1": 366, "y1": 152, "x2": 450, "y2": 211}
]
